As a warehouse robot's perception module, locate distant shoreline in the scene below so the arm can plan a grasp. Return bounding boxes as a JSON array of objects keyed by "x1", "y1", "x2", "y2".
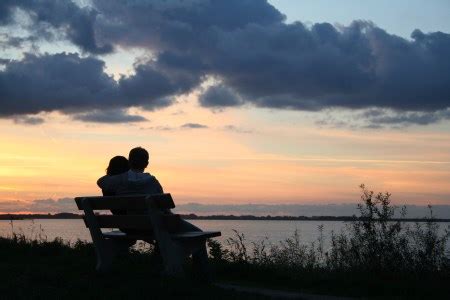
[{"x1": 1, "y1": 213, "x2": 450, "y2": 222}]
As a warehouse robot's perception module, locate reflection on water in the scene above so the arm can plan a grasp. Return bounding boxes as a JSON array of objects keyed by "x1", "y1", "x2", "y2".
[{"x1": 1, "y1": 219, "x2": 448, "y2": 250}]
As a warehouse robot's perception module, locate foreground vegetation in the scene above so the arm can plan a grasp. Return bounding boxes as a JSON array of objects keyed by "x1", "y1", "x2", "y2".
[
  {"x1": 0, "y1": 234, "x2": 267, "y2": 299},
  {"x1": 209, "y1": 185, "x2": 450, "y2": 298},
  {"x1": 1, "y1": 185, "x2": 449, "y2": 299}
]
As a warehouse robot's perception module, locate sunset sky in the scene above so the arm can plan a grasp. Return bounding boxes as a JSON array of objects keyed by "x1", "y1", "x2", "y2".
[{"x1": 1, "y1": 0, "x2": 450, "y2": 213}]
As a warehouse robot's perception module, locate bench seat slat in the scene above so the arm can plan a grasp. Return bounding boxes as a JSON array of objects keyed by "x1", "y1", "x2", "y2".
[
  {"x1": 170, "y1": 231, "x2": 221, "y2": 240},
  {"x1": 104, "y1": 230, "x2": 221, "y2": 241},
  {"x1": 75, "y1": 194, "x2": 175, "y2": 210},
  {"x1": 103, "y1": 231, "x2": 154, "y2": 241}
]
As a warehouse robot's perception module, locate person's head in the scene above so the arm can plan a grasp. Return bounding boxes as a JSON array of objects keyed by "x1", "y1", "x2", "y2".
[
  {"x1": 106, "y1": 156, "x2": 129, "y2": 176},
  {"x1": 129, "y1": 147, "x2": 149, "y2": 172}
]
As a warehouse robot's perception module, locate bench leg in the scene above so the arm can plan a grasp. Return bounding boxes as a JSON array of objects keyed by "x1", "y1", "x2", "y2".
[
  {"x1": 177, "y1": 220, "x2": 212, "y2": 280},
  {"x1": 95, "y1": 240, "x2": 132, "y2": 272},
  {"x1": 192, "y1": 243, "x2": 212, "y2": 281},
  {"x1": 161, "y1": 243, "x2": 186, "y2": 277}
]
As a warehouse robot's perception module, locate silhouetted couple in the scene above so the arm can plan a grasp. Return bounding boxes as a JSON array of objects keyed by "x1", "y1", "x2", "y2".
[
  {"x1": 98, "y1": 147, "x2": 163, "y2": 197},
  {"x1": 97, "y1": 147, "x2": 208, "y2": 273}
]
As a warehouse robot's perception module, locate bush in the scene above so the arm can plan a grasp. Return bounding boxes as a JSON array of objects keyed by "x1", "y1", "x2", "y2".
[{"x1": 327, "y1": 185, "x2": 449, "y2": 273}]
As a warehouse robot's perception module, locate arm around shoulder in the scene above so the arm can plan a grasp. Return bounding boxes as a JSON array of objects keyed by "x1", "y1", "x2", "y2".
[
  {"x1": 97, "y1": 175, "x2": 108, "y2": 189},
  {"x1": 97, "y1": 174, "x2": 123, "y2": 191}
]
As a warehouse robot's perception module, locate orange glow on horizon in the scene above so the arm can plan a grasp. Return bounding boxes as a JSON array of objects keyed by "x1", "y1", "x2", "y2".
[{"x1": 1, "y1": 102, "x2": 450, "y2": 211}]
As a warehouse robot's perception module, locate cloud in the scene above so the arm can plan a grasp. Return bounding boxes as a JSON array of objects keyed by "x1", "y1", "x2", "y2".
[
  {"x1": 118, "y1": 62, "x2": 199, "y2": 108},
  {"x1": 223, "y1": 125, "x2": 254, "y2": 134},
  {"x1": 13, "y1": 115, "x2": 45, "y2": 125},
  {"x1": 0, "y1": 0, "x2": 112, "y2": 54},
  {"x1": 0, "y1": 198, "x2": 77, "y2": 213},
  {"x1": 199, "y1": 84, "x2": 242, "y2": 108},
  {"x1": 208, "y1": 23, "x2": 450, "y2": 113},
  {"x1": 0, "y1": 34, "x2": 38, "y2": 49},
  {"x1": 140, "y1": 125, "x2": 174, "y2": 131},
  {"x1": 0, "y1": 1, "x2": 18, "y2": 26},
  {"x1": 28, "y1": 198, "x2": 76, "y2": 213},
  {"x1": 0, "y1": 52, "x2": 196, "y2": 118},
  {"x1": 140, "y1": 123, "x2": 209, "y2": 130},
  {"x1": 92, "y1": 0, "x2": 284, "y2": 51},
  {"x1": 1, "y1": 0, "x2": 450, "y2": 124},
  {"x1": 315, "y1": 108, "x2": 450, "y2": 129},
  {"x1": 362, "y1": 109, "x2": 450, "y2": 126},
  {"x1": 73, "y1": 109, "x2": 147, "y2": 123},
  {"x1": 181, "y1": 123, "x2": 209, "y2": 129},
  {"x1": 0, "y1": 52, "x2": 117, "y2": 116},
  {"x1": 95, "y1": 0, "x2": 450, "y2": 114},
  {"x1": 91, "y1": 1, "x2": 450, "y2": 115}
]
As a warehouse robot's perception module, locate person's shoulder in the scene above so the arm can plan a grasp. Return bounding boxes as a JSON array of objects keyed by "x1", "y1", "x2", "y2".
[
  {"x1": 140, "y1": 171, "x2": 158, "y2": 180},
  {"x1": 147, "y1": 173, "x2": 163, "y2": 192},
  {"x1": 145, "y1": 173, "x2": 160, "y2": 181}
]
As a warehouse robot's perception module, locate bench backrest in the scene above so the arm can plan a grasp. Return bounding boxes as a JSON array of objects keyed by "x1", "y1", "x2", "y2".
[
  {"x1": 74, "y1": 194, "x2": 179, "y2": 233},
  {"x1": 74, "y1": 194, "x2": 175, "y2": 211}
]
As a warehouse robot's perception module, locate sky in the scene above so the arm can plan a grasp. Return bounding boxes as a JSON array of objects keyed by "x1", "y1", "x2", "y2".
[{"x1": 0, "y1": 0, "x2": 450, "y2": 214}]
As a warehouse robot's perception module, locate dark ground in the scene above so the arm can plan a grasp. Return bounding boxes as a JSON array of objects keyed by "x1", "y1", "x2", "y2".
[{"x1": 0, "y1": 237, "x2": 448, "y2": 299}]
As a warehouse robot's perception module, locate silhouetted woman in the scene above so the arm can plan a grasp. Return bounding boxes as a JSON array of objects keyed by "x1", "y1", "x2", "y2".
[
  {"x1": 102, "y1": 155, "x2": 129, "y2": 196},
  {"x1": 102, "y1": 155, "x2": 130, "y2": 219}
]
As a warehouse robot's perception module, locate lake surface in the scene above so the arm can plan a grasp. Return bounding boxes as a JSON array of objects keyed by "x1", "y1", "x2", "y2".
[{"x1": 1, "y1": 219, "x2": 449, "y2": 250}]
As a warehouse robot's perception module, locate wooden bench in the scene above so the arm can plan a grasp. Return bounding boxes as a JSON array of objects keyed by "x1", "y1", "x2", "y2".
[{"x1": 74, "y1": 193, "x2": 221, "y2": 275}]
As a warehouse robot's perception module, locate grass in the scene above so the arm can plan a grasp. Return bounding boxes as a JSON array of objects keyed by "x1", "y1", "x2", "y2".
[
  {"x1": 212, "y1": 255, "x2": 450, "y2": 299},
  {"x1": 0, "y1": 235, "x2": 268, "y2": 299},
  {"x1": 1, "y1": 185, "x2": 449, "y2": 299}
]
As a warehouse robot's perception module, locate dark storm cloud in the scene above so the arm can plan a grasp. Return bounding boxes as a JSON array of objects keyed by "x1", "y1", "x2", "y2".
[
  {"x1": 199, "y1": 84, "x2": 242, "y2": 108},
  {"x1": 0, "y1": 52, "x2": 117, "y2": 116},
  {"x1": 0, "y1": 52, "x2": 196, "y2": 117},
  {"x1": 0, "y1": 53, "x2": 119, "y2": 117},
  {"x1": 0, "y1": 0, "x2": 18, "y2": 25},
  {"x1": 1, "y1": 0, "x2": 450, "y2": 124},
  {"x1": 205, "y1": 22, "x2": 450, "y2": 112},
  {"x1": 92, "y1": 0, "x2": 284, "y2": 51},
  {"x1": 91, "y1": 0, "x2": 450, "y2": 114},
  {"x1": 118, "y1": 62, "x2": 200, "y2": 107},
  {"x1": 73, "y1": 109, "x2": 147, "y2": 123},
  {"x1": 0, "y1": 0, "x2": 112, "y2": 54}
]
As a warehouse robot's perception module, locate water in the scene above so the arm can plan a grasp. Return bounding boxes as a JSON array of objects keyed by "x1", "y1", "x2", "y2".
[
  {"x1": 0, "y1": 219, "x2": 344, "y2": 244},
  {"x1": 1, "y1": 219, "x2": 448, "y2": 250}
]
